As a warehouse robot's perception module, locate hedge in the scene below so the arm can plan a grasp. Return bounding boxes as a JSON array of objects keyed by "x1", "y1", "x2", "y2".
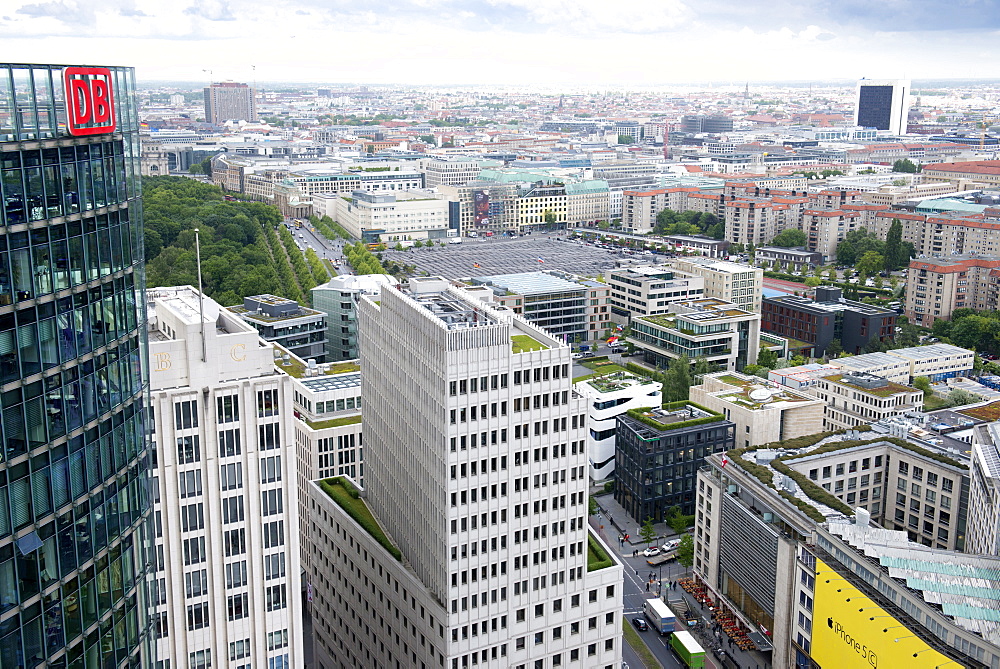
[
  {"x1": 319, "y1": 477, "x2": 402, "y2": 561},
  {"x1": 625, "y1": 403, "x2": 725, "y2": 432},
  {"x1": 587, "y1": 534, "x2": 614, "y2": 572},
  {"x1": 779, "y1": 491, "x2": 828, "y2": 523}
]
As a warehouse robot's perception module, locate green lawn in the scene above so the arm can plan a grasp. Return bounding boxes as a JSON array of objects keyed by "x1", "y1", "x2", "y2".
[
  {"x1": 318, "y1": 478, "x2": 401, "y2": 561},
  {"x1": 511, "y1": 334, "x2": 549, "y2": 353},
  {"x1": 307, "y1": 415, "x2": 362, "y2": 430},
  {"x1": 622, "y1": 615, "x2": 659, "y2": 668},
  {"x1": 587, "y1": 533, "x2": 613, "y2": 572}
]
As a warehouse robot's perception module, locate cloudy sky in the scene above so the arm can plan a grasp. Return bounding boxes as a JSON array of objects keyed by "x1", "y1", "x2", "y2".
[{"x1": 2, "y1": 0, "x2": 998, "y2": 86}]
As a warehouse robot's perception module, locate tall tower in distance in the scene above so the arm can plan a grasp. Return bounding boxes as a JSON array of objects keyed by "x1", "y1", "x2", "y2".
[
  {"x1": 854, "y1": 78, "x2": 910, "y2": 135},
  {"x1": 0, "y1": 63, "x2": 152, "y2": 666},
  {"x1": 308, "y1": 276, "x2": 623, "y2": 669},
  {"x1": 204, "y1": 81, "x2": 257, "y2": 124}
]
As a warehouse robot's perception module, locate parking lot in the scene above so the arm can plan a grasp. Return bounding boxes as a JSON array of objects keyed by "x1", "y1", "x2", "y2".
[{"x1": 380, "y1": 236, "x2": 628, "y2": 279}]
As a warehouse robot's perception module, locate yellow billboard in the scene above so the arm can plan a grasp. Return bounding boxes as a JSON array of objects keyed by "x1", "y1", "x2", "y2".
[{"x1": 812, "y1": 558, "x2": 956, "y2": 668}]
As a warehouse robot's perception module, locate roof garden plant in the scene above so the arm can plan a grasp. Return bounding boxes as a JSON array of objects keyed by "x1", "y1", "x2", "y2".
[{"x1": 318, "y1": 477, "x2": 402, "y2": 562}]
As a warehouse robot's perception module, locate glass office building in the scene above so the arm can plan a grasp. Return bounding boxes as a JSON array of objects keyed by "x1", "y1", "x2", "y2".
[{"x1": 0, "y1": 64, "x2": 151, "y2": 668}]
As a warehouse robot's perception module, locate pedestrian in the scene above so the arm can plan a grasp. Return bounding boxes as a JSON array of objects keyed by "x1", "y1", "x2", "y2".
[
  {"x1": 635, "y1": 569, "x2": 639, "y2": 577},
  {"x1": 646, "y1": 582, "x2": 650, "y2": 592}
]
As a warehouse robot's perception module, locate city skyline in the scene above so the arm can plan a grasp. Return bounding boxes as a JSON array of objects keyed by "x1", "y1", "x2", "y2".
[{"x1": 2, "y1": 0, "x2": 998, "y2": 85}]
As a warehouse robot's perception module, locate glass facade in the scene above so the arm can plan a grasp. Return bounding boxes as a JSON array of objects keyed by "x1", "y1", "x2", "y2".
[{"x1": 0, "y1": 64, "x2": 150, "y2": 669}]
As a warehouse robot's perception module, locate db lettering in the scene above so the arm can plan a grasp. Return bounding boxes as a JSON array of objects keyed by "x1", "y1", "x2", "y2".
[{"x1": 64, "y1": 67, "x2": 116, "y2": 136}]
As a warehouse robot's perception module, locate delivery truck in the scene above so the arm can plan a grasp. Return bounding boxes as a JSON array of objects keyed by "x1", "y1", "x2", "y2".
[
  {"x1": 669, "y1": 630, "x2": 706, "y2": 668},
  {"x1": 643, "y1": 597, "x2": 676, "y2": 635}
]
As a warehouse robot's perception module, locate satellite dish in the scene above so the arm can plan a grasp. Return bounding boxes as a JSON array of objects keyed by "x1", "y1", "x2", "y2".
[{"x1": 749, "y1": 388, "x2": 772, "y2": 402}]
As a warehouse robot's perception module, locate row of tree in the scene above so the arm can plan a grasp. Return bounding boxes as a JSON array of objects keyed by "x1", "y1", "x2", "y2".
[
  {"x1": 344, "y1": 242, "x2": 388, "y2": 275},
  {"x1": 144, "y1": 177, "x2": 314, "y2": 307},
  {"x1": 654, "y1": 209, "x2": 724, "y2": 239},
  {"x1": 309, "y1": 214, "x2": 353, "y2": 241}
]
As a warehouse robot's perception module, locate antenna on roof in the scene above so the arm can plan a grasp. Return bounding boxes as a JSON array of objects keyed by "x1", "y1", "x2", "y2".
[{"x1": 195, "y1": 229, "x2": 207, "y2": 363}]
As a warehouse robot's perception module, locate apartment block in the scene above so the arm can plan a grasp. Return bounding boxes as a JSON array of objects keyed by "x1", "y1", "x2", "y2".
[
  {"x1": 809, "y1": 372, "x2": 923, "y2": 431},
  {"x1": 905, "y1": 255, "x2": 1000, "y2": 327},
  {"x1": 922, "y1": 160, "x2": 1000, "y2": 188},
  {"x1": 723, "y1": 199, "x2": 783, "y2": 247},
  {"x1": 630, "y1": 298, "x2": 761, "y2": 372},
  {"x1": 802, "y1": 209, "x2": 862, "y2": 261},
  {"x1": 573, "y1": 372, "x2": 663, "y2": 480},
  {"x1": 605, "y1": 266, "x2": 705, "y2": 323},
  {"x1": 690, "y1": 372, "x2": 824, "y2": 448},
  {"x1": 147, "y1": 287, "x2": 301, "y2": 669},
  {"x1": 615, "y1": 404, "x2": 734, "y2": 522},
  {"x1": 308, "y1": 276, "x2": 624, "y2": 669},
  {"x1": 968, "y1": 422, "x2": 1000, "y2": 555},
  {"x1": 668, "y1": 257, "x2": 763, "y2": 313},
  {"x1": 620, "y1": 187, "x2": 698, "y2": 234}
]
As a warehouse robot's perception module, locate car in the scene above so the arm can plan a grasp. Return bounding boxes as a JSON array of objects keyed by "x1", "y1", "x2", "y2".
[
  {"x1": 661, "y1": 538, "x2": 681, "y2": 551},
  {"x1": 642, "y1": 546, "x2": 661, "y2": 557},
  {"x1": 609, "y1": 347, "x2": 624, "y2": 354},
  {"x1": 631, "y1": 618, "x2": 649, "y2": 631},
  {"x1": 571, "y1": 352, "x2": 586, "y2": 359}
]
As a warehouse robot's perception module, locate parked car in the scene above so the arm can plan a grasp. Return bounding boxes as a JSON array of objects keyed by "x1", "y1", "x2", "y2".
[
  {"x1": 632, "y1": 617, "x2": 649, "y2": 632},
  {"x1": 642, "y1": 546, "x2": 661, "y2": 557},
  {"x1": 662, "y1": 538, "x2": 681, "y2": 551}
]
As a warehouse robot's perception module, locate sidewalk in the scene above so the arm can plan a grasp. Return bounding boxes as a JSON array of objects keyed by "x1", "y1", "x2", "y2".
[{"x1": 590, "y1": 489, "x2": 683, "y2": 549}]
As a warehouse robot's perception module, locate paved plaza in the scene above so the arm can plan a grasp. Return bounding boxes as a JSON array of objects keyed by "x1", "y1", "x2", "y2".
[{"x1": 381, "y1": 236, "x2": 626, "y2": 279}]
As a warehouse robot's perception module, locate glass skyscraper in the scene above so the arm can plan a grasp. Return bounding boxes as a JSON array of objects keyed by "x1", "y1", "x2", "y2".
[{"x1": 0, "y1": 64, "x2": 151, "y2": 667}]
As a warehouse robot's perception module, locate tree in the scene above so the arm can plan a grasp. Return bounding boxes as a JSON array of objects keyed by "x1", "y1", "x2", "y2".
[
  {"x1": 769, "y1": 228, "x2": 807, "y2": 247},
  {"x1": 543, "y1": 210, "x2": 557, "y2": 227},
  {"x1": 639, "y1": 518, "x2": 657, "y2": 546},
  {"x1": 418, "y1": 134, "x2": 435, "y2": 144},
  {"x1": 665, "y1": 506, "x2": 695, "y2": 534},
  {"x1": 804, "y1": 276, "x2": 822, "y2": 287},
  {"x1": 827, "y1": 268, "x2": 838, "y2": 282},
  {"x1": 789, "y1": 354, "x2": 808, "y2": 366},
  {"x1": 913, "y1": 376, "x2": 932, "y2": 396},
  {"x1": 884, "y1": 219, "x2": 904, "y2": 272},
  {"x1": 597, "y1": 220, "x2": 610, "y2": 230},
  {"x1": 588, "y1": 495, "x2": 598, "y2": 516},
  {"x1": 693, "y1": 356, "x2": 712, "y2": 378},
  {"x1": 676, "y1": 534, "x2": 694, "y2": 572},
  {"x1": 946, "y1": 388, "x2": 980, "y2": 407},
  {"x1": 662, "y1": 355, "x2": 692, "y2": 402},
  {"x1": 893, "y1": 158, "x2": 919, "y2": 173},
  {"x1": 825, "y1": 338, "x2": 844, "y2": 357},
  {"x1": 741, "y1": 364, "x2": 769, "y2": 378},
  {"x1": 757, "y1": 348, "x2": 779, "y2": 368},
  {"x1": 856, "y1": 251, "x2": 885, "y2": 278},
  {"x1": 188, "y1": 163, "x2": 203, "y2": 175}
]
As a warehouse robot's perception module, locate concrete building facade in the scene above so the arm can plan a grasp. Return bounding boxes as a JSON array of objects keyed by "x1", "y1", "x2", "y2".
[
  {"x1": 229, "y1": 295, "x2": 328, "y2": 363},
  {"x1": 204, "y1": 81, "x2": 257, "y2": 124},
  {"x1": 311, "y1": 274, "x2": 395, "y2": 361},
  {"x1": 147, "y1": 287, "x2": 302, "y2": 669},
  {"x1": 668, "y1": 258, "x2": 763, "y2": 313},
  {"x1": 605, "y1": 266, "x2": 705, "y2": 324},
  {"x1": 309, "y1": 277, "x2": 624, "y2": 669}
]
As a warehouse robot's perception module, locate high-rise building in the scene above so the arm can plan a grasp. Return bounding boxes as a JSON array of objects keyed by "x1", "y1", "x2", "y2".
[
  {"x1": 146, "y1": 286, "x2": 302, "y2": 669},
  {"x1": 854, "y1": 79, "x2": 910, "y2": 135},
  {"x1": 311, "y1": 274, "x2": 395, "y2": 361},
  {"x1": 229, "y1": 294, "x2": 327, "y2": 363},
  {"x1": 308, "y1": 276, "x2": 624, "y2": 669},
  {"x1": 204, "y1": 81, "x2": 257, "y2": 124},
  {"x1": 0, "y1": 63, "x2": 152, "y2": 666}
]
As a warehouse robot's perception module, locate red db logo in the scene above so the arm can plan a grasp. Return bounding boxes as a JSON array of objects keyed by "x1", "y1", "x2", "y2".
[{"x1": 64, "y1": 67, "x2": 116, "y2": 136}]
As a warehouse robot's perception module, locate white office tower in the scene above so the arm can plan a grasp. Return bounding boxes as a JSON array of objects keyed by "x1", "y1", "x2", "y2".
[
  {"x1": 854, "y1": 79, "x2": 910, "y2": 135},
  {"x1": 969, "y1": 422, "x2": 1000, "y2": 555},
  {"x1": 308, "y1": 276, "x2": 623, "y2": 669},
  {"x1": 146, "y1": 287, "x2": 301, "y2": 669}
]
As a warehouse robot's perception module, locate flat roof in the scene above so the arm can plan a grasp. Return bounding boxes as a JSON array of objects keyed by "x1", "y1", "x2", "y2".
[
  {"x1": 472, "y1": 271, "x2": 586, "y2": 295},
  {"x1": 300, "y1": 372, "x2": 361, "y2": 392},
  {"x1": 888, "y1": 343, "x2": 974, "y2": 360}
]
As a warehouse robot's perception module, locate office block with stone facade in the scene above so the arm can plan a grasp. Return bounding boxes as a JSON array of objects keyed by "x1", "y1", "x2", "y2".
[
  {"x1": 147, "y1": 287, "x2": 301, "y2": 669},
  {"x1": 668, "y1": 257, "x2": 763, "y2": 313},
  {"x1": 690, "y1": 372, "x2": 825, "y2": 449},
  {"x1": 810, "y1": 372, "x2": 923, "y2": 431},
  {"x1": 308, "y1": 277, "x2": 623, "y2": 669},
  {"x1": 605, "y1": 266, "x2": 704, "y2": 324},
  {"x1": 968, "y1": 422, "x2": 1000, "y2": 555},
  {"x1": 230, "y1": 294, "x2": 327, "y2": 363}
]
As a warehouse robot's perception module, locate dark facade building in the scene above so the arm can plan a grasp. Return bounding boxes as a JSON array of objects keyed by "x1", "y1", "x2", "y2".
[
  {"x1": 681, "y1": 115, "x2": 734, "y2": 134},
  {"x1": 615, "y1": 404, "x2": 734, "y2": 522},
  {"x1": 761, "y1": 286, "x2": 896, "y2": 357},
  {"x1": 0, "y1": 63, "x2": 152, "y2": 666},
  {"x1": 229, "y1": 294, "x2": 327, "y2": 362}
]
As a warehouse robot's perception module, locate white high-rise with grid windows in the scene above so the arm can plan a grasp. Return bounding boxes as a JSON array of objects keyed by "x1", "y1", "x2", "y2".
[
  {"x1": 308, "y1": 276, "x2": 623, "y2": 669},
  {"x1": 146, "y1": 286, "x2": 301, "y2": 669}
]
